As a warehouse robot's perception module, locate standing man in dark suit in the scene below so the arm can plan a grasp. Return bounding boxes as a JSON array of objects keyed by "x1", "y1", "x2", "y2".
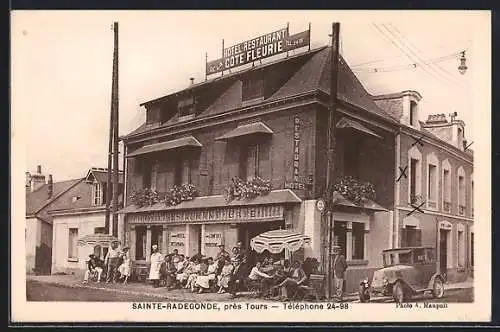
[{"x1": 332, "y1": 245, "x2": 348, "y2": 301}]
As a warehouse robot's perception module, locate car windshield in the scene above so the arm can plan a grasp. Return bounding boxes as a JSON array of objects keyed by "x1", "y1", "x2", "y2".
[
  {"x1": 382, "y1": 248, "x2": 436, "y2": 266},
  {"x1": 382, "y1": 250, "x2": 412, "y2": 267}
]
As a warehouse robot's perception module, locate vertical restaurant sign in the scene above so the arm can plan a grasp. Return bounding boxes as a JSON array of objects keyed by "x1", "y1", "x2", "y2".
[
  {"x1": 285, "y1": 116, "x2": 304, "y2": 190},
  {"x1": 206, "y1": 26, "x2": 311, "y2": 75}
]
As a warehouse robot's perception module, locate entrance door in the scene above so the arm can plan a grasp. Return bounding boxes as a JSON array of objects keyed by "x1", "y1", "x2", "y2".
[{"x1": 439, "y1": 230, "x2": 449, "y2": 275}]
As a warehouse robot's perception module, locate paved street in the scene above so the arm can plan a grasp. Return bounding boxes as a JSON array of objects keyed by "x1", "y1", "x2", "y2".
[{"x1": 26, "y1": 277, "x2": 473, "y2": 303}]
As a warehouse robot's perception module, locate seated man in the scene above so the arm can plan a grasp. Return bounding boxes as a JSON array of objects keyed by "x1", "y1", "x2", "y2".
[
  {"x1": 247, "y1": 261, "x2": 274, "y2": 296},
  {"x1": 228, "y1": 258, "x2": 246, "y2": 298},
  {"x1": 274, "y1": 260, "x2": 308, "y2": 300},
  {"x1": 83, "y1": 254, "x2": 104, "y2": 283}
]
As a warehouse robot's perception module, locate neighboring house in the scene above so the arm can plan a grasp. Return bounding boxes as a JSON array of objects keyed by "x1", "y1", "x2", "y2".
[
  {"x1": 49, "y1": 168, "x2": 124, "y2": 276},
  {"x1": 119, "y1": 46, "x2": 399, "y2": 293},
  {"x1": 374, "y1": 91, "x2": 474, "y2": 282},
  {"x1": 25, "y1": 165, "x2": 81, "y2": 275}
]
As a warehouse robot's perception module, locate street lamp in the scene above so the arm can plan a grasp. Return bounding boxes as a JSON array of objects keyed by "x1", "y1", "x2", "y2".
[{"x1": 458, "y1": 51, "x2": 468, "y2": 75}]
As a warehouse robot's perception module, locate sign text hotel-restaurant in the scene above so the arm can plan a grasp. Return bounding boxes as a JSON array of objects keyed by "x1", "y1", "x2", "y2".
[
  {"x1": 128, "y1": 205, "x2": 285, "y2": 224},
  {"x1": 206, "y1": 26, "x2": 311, "y2": 75}
]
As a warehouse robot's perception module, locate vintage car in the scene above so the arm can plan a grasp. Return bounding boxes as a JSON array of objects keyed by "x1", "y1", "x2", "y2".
[{"x1": 359, "y1": 247, "x2": 445, "y2": 303}]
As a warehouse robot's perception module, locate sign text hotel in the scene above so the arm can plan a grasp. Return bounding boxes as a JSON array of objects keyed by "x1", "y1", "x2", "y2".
[
  {"x1": 128, "y1": 205, "x2": 285, "y2": 224},
  {"x1": 206, "y1": 27, "x2": 310, "y2": 75}
]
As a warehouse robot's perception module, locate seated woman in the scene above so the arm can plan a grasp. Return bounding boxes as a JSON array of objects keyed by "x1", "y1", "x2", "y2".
[
  {"x1": 177, "y1": 257, "x2": 196, "y2": 288},
  {"x1": 217, "y1": 258, "x2": 234, "y2": 294},
  {"x1": 274, "y1": 260, "x2": 308, "y2": 300},
  {"x1": 186, "y1": 259, "x2": 203, "y2": 291},
  {"x1": 117, "y1": 247, "x2": 131, "y2": 284},
  {"x1": 195, "y1": 257, "x2": 218, "y2": 293}
]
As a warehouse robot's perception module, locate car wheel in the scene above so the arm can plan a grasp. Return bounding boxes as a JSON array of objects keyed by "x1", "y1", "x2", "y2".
[
  {"x1": 432, "y1": 277, "x2": 445, "y2": 299},
  {"x1": 392, "y1": 281, "x2": 405, "y2": 304},
  {"x1": 358, "y1": 285, "x2": 370, "y2": 303}
]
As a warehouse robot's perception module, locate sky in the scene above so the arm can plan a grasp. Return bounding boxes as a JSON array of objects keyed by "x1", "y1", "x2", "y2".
[{"x1": 12, "y1": 10, "x2": 488, "y2": 182}]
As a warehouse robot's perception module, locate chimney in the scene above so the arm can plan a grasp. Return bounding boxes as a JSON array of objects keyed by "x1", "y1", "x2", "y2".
[
  {"x1": 47, "y1": 174, "x2": 53, "y2": 199},
  {"x1": 189, "y1": 77, "x2": 195, "y2": 86},
  {"x1": 25, "y1": 172, "x2": 32, "y2": 194},
  {"x1": 30, "y1": 165, "x2": 46, "y2": 192}
]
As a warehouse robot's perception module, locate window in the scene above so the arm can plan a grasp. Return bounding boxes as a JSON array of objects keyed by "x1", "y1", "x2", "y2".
[
  {"x1": 68, "y1": 228, "x2": 78, "y2": 261},
  {"x1": 408, "y1": 144, "x2": 422, "y2": 205},
  {"x1": 471, "y1": 232, "x2": 474, "y2": 267},
  {"x1": 428, "y1": 164, "x2": 437, "y2": 201},
  {"x1": 333, "y1": 221, "x2": 347, "y2": 257},
  {"x1": 457, "y1": 227, "x2": 465, "y2": 267},
  {"x1": 135, "y1": 226, "x2": 146, "y2": 260},
  {"x1": 92, "y1": 182, "x2": 102, "y2": 206},
  {"x1": 142, "y1": 160, "x2": 153, "y2": 189},
  {"x1": 242, "y1": 72, "x2": 264, "y2": 102},
  {"x1": 402, "y1": 225, "x2": 422, "y2": 247},
  {"x1": 344, "y1": 134, "x2": 361, "y2": 178},
  {"x1": 239, "y1": 144, "x2": 259, "y2": 181},
  {"x1": 94, "y1": 227, "x2": 106, "y2": 234},
  {"x1": 174, "y1": 156, "x2": 192, "y2": 186},
  {"x1": 351, "y1": 222, "x2": 365, "y2": 260},
  {"x1": 457, "y1": 167, "x2": 466, "y2": 215},
  {"x1": 93, "y1": 245, "x2": 102, "y2": 259},
  {"x1": 470, "y1": 175, "x2": 474, "y2": 217},
  {"x1": 426, "y1": 153, "x2": 439, "y2": 209},
  {"x1": 457, "y1": 127, "x2": 464, "y2": 149},
  {"x1": 442, "y1": 159, "x2": 452, "y2": 213},
  {"x1": 178, "y1": 97, "x2": 196, "y2": 118},
  {"x1": 410, "y1": 100, "x2": 418, "y2": 126},
  {"x1": 410, "y1": 158, "x2": 419, "y2": 203}
]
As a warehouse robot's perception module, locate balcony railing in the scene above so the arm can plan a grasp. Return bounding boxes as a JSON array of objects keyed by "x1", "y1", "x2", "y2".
[
  {"x1": 443, "y1": 201, "x2": 451, "y2": 213},
  {"x1": 427, "y1": 201, "x2": 437, "y2": 209},
  {"x1": 459, "y1": 205, "x2": 466, "y2": 215}
]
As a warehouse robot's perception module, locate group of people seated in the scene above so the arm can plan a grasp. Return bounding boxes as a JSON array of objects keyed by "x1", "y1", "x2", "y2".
[
  {"x1": 83, "y1": 243, "x2": 131, "y2": 285},
  {"x1": 148, "y1": 241, "x2": 320, "y2": 300}
]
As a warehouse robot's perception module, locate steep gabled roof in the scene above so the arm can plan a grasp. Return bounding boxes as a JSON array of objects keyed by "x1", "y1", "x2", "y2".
[
  {"x1": 26, "y1": 179, "x2": 83, "y2": 216},
  {"x1": 124, "y1": 45, "x2": 399, "y2": 139}
]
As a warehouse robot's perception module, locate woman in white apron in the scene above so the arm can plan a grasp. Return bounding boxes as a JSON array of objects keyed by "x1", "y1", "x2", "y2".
[{"x1": 148, "y1": 245, "x2": 163, "y2": 288}]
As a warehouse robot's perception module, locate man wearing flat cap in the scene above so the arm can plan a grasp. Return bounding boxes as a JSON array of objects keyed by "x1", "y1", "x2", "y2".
[
  {"x1": 332, "y1": 245, "x2": 347, "y2": 301},
  {"x1": 104, "y1": 241, "x2": 120, "y2": 283}
]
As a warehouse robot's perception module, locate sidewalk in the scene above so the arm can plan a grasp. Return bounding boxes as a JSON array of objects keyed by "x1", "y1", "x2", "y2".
[{"x1": 27, "y1": 274, "x2": 473, "y2": 303}]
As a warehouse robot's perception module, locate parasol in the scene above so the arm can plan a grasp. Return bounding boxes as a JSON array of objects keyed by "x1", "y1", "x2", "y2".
[
  {"x1": 250, "y1": 229, "x2": 311, "y2": 254},
  {"x1": 77, "y1": 233, "x2": 121, "y2": 247}
]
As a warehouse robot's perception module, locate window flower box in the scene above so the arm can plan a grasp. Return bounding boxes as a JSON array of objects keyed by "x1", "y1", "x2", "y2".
[
  {"x1": 224, "y1": 177, "x2": 272, "y2": 203},
  {"x1": 333, "y1": 176, "x2": 376, "y2": 205}
]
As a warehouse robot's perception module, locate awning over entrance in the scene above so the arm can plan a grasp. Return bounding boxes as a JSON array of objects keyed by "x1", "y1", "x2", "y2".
[
  {"x1": 126, "y1": 136, "x2": 202, "y2": 158},
  {"x1": 215, "y1": 122, "x2": 274, "y2": 141},
  {"x1": 336, "y1": 117, "x2": 382, "y2": 139},
  {"x1": 332, "y1": 191, "x2": 388, "y2": 212}
]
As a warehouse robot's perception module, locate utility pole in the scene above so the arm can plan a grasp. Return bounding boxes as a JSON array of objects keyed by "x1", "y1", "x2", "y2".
[
  {"x1": 104, "y1": 24, "x2": 116, "y2": 234},
  {"x1": 324, "y1": 22, "x2": 340, "y2": 300},
  {"x1": 111, "y1": 21, "x2": 120, "y2": 238}
]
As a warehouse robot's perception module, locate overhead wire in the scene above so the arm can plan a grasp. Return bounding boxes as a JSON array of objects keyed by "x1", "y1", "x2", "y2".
[
  {"x1": 384, "y1": 23, "x2": 464, "y2": 90},
  {"x1": 371, "y1": 23, "x2": 464, "y2": 93},
  {"x1": 378, "y1": 23, "x2": 462, "y2": 91}
]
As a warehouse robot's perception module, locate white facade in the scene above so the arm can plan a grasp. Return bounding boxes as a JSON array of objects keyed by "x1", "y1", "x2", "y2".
[{"x1": 51, "y1": 211, "x2": 107, "y2": 275}]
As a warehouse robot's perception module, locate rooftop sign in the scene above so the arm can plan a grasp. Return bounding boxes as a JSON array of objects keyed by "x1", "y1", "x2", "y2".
[{"x1": 206, "y1": 25, "x2": 311, "y2": 76}]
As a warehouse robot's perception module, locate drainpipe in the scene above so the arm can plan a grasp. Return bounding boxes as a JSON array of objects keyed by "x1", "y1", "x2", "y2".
[{"x1": 393, "y1": 127, "x2": 402, "y2": 248}]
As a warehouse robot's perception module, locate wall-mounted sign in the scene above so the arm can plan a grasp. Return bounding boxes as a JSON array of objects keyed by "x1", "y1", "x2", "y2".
[
  {"x1": 206, "y1": 26, "x2": 311, "y2": 75},
  {"x1": 169, "y1": 232, "x2": 185, "y2": 247},
  {"x1": 128, "y1": 205, "x2": 285, "y2": 225},
  {"x1": 285, "y1": 115, "x2": 305, "y2": 190},
  {"x1": 205, "y1": 232, "x2": 223, "y2": 248}
]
